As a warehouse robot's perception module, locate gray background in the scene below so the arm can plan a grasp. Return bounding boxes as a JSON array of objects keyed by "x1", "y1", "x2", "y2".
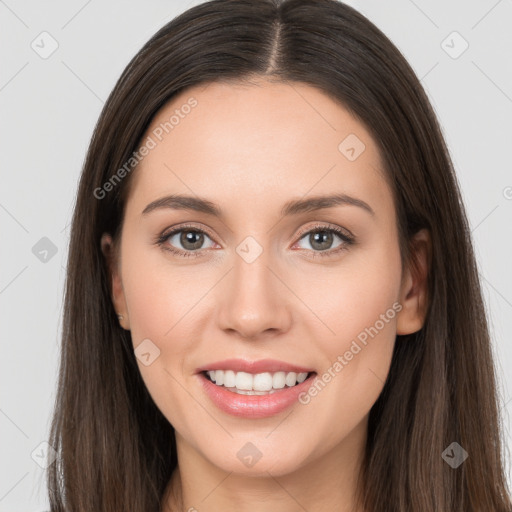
[{"x1": 1, "y1": 0, "x2": 511, "y2": 510}]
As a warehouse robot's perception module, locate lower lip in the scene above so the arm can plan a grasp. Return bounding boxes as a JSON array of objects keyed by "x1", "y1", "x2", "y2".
[{"x1": 198, "y1": 372, "x2": 317, "y2": 419}]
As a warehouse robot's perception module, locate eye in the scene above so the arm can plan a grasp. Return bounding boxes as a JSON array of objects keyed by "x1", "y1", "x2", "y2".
[
  {"x1": 156, "y1": 224, "x2": 217, "y2": 258},
  {"x1": 293, "y1": 223, "x2": 355, "y2": 258},
  {"x1": 155, "y1": 222, "x2": 355, "y2": 259}
]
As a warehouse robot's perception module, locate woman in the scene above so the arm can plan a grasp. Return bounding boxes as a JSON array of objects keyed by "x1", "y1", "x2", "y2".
[{"x1": 47, "y1": 0, "x2": 512, "y2": 510}]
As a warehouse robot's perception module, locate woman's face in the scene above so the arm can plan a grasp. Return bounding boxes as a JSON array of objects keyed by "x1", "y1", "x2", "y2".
[{"x1": 103, "y1": 78, "x2": 426, "y2": 478}]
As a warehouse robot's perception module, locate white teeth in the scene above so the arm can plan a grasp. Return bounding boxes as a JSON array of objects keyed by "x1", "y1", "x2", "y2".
[
  {"x1": 223, "y1": 370, "x2": 236, "y2": 387},
  {"x1": 232, "y1": 389, "x2": 270, "y2": 395},
  {"x1": 285, "y1": 372, "x2": 297, "y2": 387},
  {"x1": 206, "y1": 369, "x2": 311, "y2": 391},
  {"x1": 272, "y1": 372, "x2": 286, "y2": 389},
  {"x1": 235, "y1": 371, "x2": 253, "y2": 390},
  {"x1": 253, "y1": 372, "x2": 273, "y2": 392},
  {"x1": 297, "y1": 372, "x2": 308, "y2": 383},
  {"x1": 214, "y1": 370, "x2": 224, "y2": 386}
]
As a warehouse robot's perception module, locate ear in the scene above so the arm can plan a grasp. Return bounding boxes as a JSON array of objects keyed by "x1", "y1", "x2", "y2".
[
  {"x1": 101, "y1": 233, "x2": 130, "y2": 330},
  {"x1": 396, "y1": 228, "x2": 430, "y2": 335}
]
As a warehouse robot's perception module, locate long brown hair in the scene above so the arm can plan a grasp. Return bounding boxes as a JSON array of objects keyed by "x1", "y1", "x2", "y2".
[{"x1": 47, "y1": 0, "x2": 512, "y2": 510}]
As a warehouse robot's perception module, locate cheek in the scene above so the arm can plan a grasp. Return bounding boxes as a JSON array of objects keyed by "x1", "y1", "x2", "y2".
[
  {"x1": 120, "y1": 246, "x2": 210, "y2": 431},
  {"x1": 121, "y1": 237, "x2": 207, "y2": 344},
  {"x1": 294, "y1": 236, "x2": 401, "y2": 416},
  {"x1": 294, "y1": 238, "x2": 402, "y2": 442},
  {"x1": 297, "y1": 232, "x2": 402, "y2": 353}
]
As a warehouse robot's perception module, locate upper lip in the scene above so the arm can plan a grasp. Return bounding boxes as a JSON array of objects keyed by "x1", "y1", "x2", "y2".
[{"x1": 196, "y1": 358, "x2": 315, "y2": 374}]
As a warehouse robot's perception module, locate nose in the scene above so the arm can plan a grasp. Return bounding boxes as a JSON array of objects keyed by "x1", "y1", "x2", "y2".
[{"x1": 216, "y1": 250, "x2": 293, "y2": 340}]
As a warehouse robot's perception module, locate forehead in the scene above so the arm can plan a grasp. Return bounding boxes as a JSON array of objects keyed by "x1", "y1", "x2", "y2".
[{"x1": 125, "y1": 78, "x2": 391, "y2": 219}]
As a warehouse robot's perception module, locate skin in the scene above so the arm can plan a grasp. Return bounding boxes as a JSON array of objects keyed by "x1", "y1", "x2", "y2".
[{"x1": 101, "y1": 77, "x2": 429, "y2": 512}]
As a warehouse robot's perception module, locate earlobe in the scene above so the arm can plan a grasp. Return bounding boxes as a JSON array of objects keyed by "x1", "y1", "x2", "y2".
[
  {"x1": 396, "y1": 229, "x2": 430, "y2": 335},
  {"x1": 100, "y1": 233, "x2": 130, "y2": 330}
]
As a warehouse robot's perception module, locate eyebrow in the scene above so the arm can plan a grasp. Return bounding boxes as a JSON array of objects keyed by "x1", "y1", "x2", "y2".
[{"x1": 141, "y1": 193, "x2": 375, "y2": 217}]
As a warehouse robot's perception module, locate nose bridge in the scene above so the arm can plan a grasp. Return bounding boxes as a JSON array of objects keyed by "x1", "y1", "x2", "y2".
[{"x1": 216, "y1": 237, "x2": 292, "y2": 338}]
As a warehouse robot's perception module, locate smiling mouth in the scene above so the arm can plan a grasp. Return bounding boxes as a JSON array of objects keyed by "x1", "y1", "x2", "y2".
[{"x1": 202, "y1": 370, "x2": 315, "y2": 395}]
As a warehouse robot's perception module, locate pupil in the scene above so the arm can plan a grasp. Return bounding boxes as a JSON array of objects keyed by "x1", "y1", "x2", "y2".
[
  {"x1": 311, "y1": 231, "x2": 332, "y2": 251},
  {"x1": 181, "y1": 230, "x2": 204, "y2": 250}
]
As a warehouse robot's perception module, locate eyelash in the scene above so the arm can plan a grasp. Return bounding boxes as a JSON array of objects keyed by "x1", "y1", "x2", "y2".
[{"x1": 155, "y1": 222, "x2": 355, "y2": 260}]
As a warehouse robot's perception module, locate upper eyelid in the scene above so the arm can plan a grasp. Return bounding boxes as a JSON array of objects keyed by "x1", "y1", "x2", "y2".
[
  {"x1": 294, "y1": 222, "x2": 354, "y2": 239},
  {"x1": 163, "y1": 223, "x2": 217, "y2": 242}
]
